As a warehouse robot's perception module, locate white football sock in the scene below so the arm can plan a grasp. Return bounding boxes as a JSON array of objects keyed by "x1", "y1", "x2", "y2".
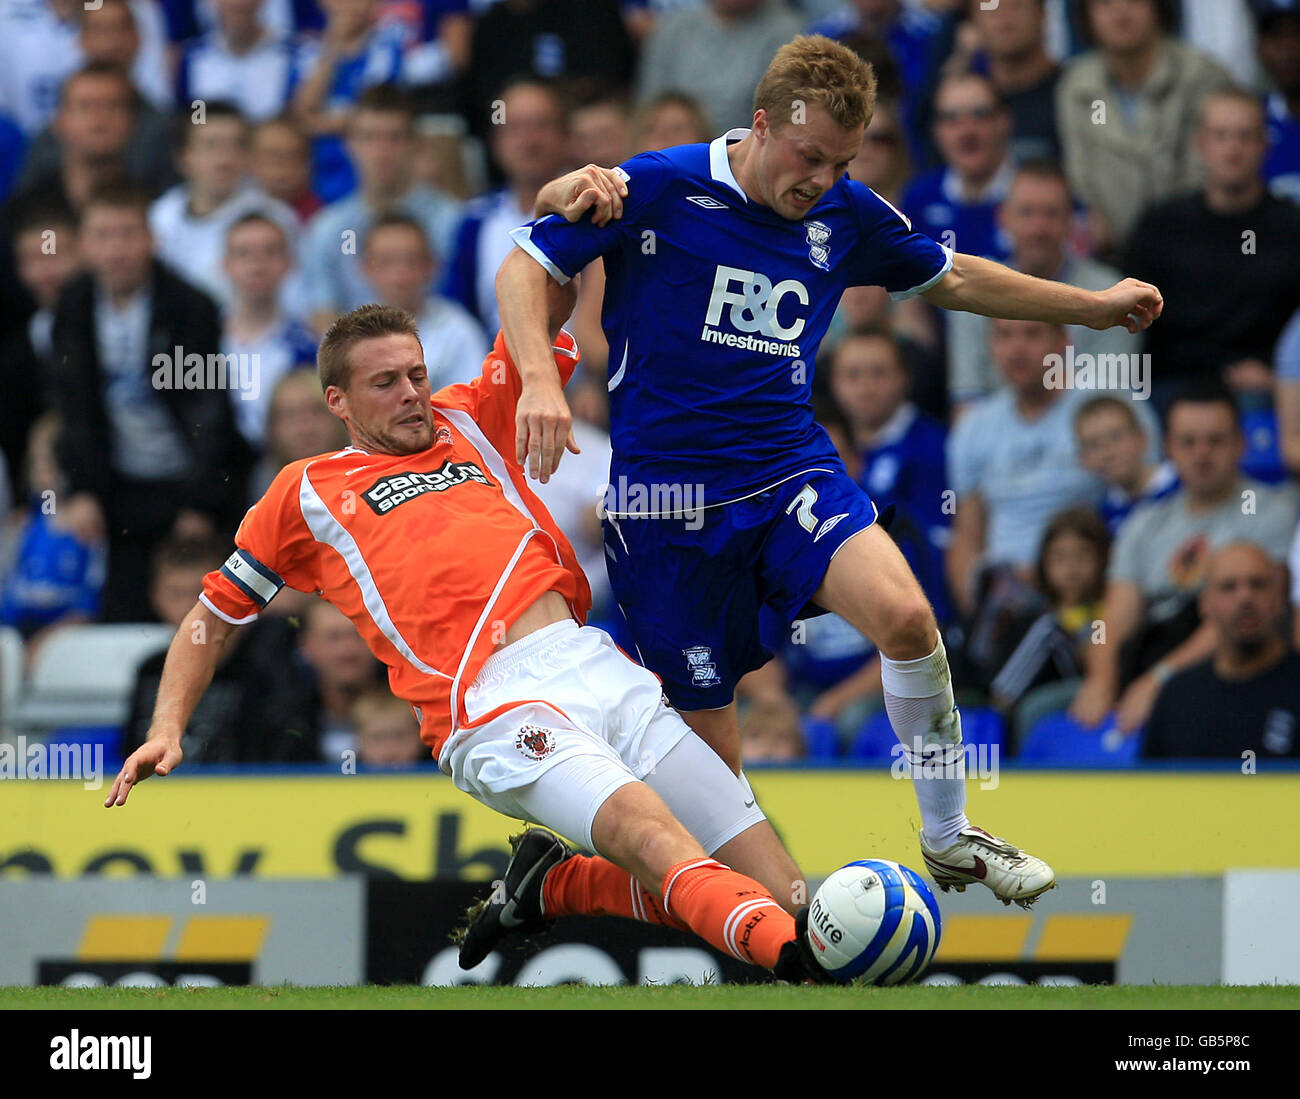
[{"x1": 880, "y1": 638, "x2": 970, "y2": 851}]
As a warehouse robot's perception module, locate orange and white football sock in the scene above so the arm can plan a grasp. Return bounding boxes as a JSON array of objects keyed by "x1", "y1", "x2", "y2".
[
  {"x1": 659, "y1": 857, "x2": 795, "y2": 970},
  {"x1": 542, "y1": 853, "x2": 689, "y2": 931}
]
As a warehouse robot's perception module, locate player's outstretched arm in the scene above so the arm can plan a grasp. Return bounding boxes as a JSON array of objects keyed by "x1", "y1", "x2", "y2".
[
  {"x1": 922, "y1": 253, "x2": 1163, "y2": 335},
  {"x1": 104, "y1": 601, "x2": 236, "y2": 807},
  {"x1": 497, "y1": 247, "x2": 579, "y2": 483}
]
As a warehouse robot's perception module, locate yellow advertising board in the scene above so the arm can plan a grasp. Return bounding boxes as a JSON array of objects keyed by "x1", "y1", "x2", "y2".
[{"x1": 2, "y1": 769, "x2": 1297, "y2": 879}]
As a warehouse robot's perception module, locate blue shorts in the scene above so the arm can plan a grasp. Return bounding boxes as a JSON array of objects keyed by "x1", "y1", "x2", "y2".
[{"x1": 602, "y1": 469, "x2": 878, "y2": 711}]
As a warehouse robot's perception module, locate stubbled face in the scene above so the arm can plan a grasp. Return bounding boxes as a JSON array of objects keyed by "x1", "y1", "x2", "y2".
[
  {"x1": 1087, "y1": 0, "x2": 1160, "y2": 54},
  {"x1": 1042, "y1": 530, "x2": 1102, "y2": 607},
  {"x1": 224, "y1": 219, "x2": 290, "y2": 300},
  {"x1": 15, "y1": 225, "x2": 79, "y2": 309},
  {"x1": 989, "y1": 318, "x2": 1064, "y2": 395},
  {"x1": 933, "y1": 76, "x2": 1009, "y2": 182},
  {"x1": 1197, "y1": 98, "x2": 1268, "y2": 191},
  {"x1": 1076, "y1": 405, "x2": 1147, "y2": 487},
  {"x1": 328, "y1": 333, "x2": 434, "y2": 455},
  {"x1": 1166, "y1": 403, "x2": 1243, "y2": 497},
  {"x1": 1201, "y1": 546, "x2": 1283, "y2": 650},
  {"x1": 829, "y1": 335, "x2": 907, "y2": 431},
  {"x1": 1000, "y1": 173, "x2": 1072, "y2": 274},
  {"x1": 362, "y1": 226, "x2": 434, "y2": 312},
  {"x1": 750, "y1": 103, "x2": 862, "y2": 220},
  {"x1": 80, "y1": 204, "x2": 153, "y2": 298}
]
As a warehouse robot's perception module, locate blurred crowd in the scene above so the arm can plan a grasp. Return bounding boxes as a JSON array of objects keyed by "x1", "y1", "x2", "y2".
[{"x1": 1, "y1": 0, "x2": 1299, "y2": 769}]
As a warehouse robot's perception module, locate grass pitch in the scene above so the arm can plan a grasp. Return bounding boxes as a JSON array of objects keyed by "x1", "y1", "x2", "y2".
[{"x1": 1, "y1": 984, "x2": 1296, "y2": 1010}]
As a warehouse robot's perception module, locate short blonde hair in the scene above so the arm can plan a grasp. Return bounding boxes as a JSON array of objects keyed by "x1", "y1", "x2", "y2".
[
  {"x1": 317, "y1": 304, "x2": 421, "y2": 392},
  {"x1": 753, "y1": 35, "x2": 877, "y2": 132}
]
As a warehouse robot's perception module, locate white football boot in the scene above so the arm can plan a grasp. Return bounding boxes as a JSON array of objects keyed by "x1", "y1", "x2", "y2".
[{"x1": 919, "y1": 825, "x2": 1056, "y2": 908}]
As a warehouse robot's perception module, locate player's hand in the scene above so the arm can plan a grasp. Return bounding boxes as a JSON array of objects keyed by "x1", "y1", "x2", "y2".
[
  {"x1": 105, "y1": 736, "x2": 183, "y2": 808},
  {"x1": 534, "y1": 165, "x2": 628, "y2": 227},
  {"x1": 1068, "y1": 676, "x2": 1114, "y2": 729},
  {"x1": 516, "y1": 384, "x2": 580, "y2": 483},
  {"x1": 1089, "y1": 279, "x2": 1164, "y2": 334}
]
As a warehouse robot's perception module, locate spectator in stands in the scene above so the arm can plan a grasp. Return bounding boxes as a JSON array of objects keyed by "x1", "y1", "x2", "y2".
[
  {"x1": 809, "y1": 0, "x2": 951, "y2": 168},
  {"x1": 361, "y1": 214, "x2": 488, "y2": 388},
  {"x1": 0, "y1": 414, "x2": 105, "y2": 645},
  {"x1": 177, "y1": 0, "x2": 301, "y2": 124},
  {"x1": 293, "y1": 597, "x2": 388, "y2": 763},
  {"x1": 0, "y1": 0, "x2": 168, "y2": 137},
  {"x1": 846, "y1": 98, "x2": 909, "y2": 208},
  {"x1": 1257, "y1": 0, "x2": 1300, "y2": 204},
  {"x1": 738, "y1": 696, "x2": 806, "y2": 764},
  {"x1": 1275, "y1": 306, "x2": 1300, "y2": 476},
  {"x1": 13, "y1": 64, "x2": 135, "y2": 213},
  {"x1": 441, "y1": 78, "x2": 568, "y2": 335},
  {"x1": 464, "y1": 0, "x2": 634, "y2": 133},
  {"x1": 301, "y1": 85, "x2": 462, "y2": 330},
  {"x1": 50, "y1": 183, "x2": 248, "y2": 623},
  {"x1": 16, "y1": 2, "x2": 177, "y2": 194},
  {"x1": 988, "y1": 507, "x2": 1109, "y2": 739},
  {"x1": 569, "y1": 94, "x2": 633, "y2": 170},
  {"x1": 122, "y1": 534, "x2": 309, "y2": 762},
  {"x1": 250, "y1": 116, "x2": 323, "y2": 224},
  {"x1": 947, "y1": 0, "x2": 1062, "y2": 163},
  {"x1": 1143, "y1": 541, "x2": 1300, "y2": 758},
  {"x1": 1056, "y1": 0, "x2": 1234, "y2": 258},
  {"x1": 637, "y1": 0, "x2": 804, "y2": 134},
  {"x1": 222, "y1": 212, "x2": 319, "y2": 449},
  {"x1": 1127, "y1": 87, "x2": 1300, "y2": 401},
  {"x1": 0, "y1": 201, "x2": 77, "y2": 501},
  {"x1": 248, "y1": 369, "x2": 351, "y2": 501},
  {"x1": 353, "y1": 688, "x2": 429, "y2": 766},
  {"x1": 828, "y1": 327, "x2": 951, "y2": 626},
  {"x1": 1075, "y1": 394, "x2": 1178, "y2": 535},
  {"x1": 902, "y1": 72, "x2": 1015, "y2": 263},
  {"x1": 947, "y1": 160, "x2": 1141, "y2": 407},
  {"x1": 149, "y1": 101, "x2": 303, "y2": 310},
  {"x1": 946, "y1": 319, "x2": 1104, "y2": 620},
  {"x1": 80, "y1": 0, "x2": 173, "y2": 112},
  {"x1": 633, "y1": 90, "x2": 711, "y2": 153},
  {"x1": 1072, "y1": 386, "x2": 1300, "y2": 733}
]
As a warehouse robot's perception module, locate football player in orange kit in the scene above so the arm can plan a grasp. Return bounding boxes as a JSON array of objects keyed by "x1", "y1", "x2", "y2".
[{"x1": 104, "y1": 280, "x2": 830, "y2": 984}]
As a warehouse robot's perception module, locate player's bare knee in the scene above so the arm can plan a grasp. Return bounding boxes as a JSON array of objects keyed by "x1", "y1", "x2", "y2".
[{"x1": 877, "y1": 596, "x2": 937, "y2": 660}]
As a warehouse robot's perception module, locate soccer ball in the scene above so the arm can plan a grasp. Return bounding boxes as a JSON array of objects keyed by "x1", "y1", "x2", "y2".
[{"x1": 806, "y1": 859, "x2": 942, "y2": 984}]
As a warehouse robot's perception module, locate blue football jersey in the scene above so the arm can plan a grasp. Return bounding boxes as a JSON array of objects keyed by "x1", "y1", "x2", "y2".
[{"x1": 511, "y1": 130, "x2": 952, "y2": 505}]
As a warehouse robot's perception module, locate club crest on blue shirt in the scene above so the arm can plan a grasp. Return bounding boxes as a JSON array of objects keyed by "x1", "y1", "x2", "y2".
[{"x1": 805, "y1": 220, "x2": 832, "y2": 271}]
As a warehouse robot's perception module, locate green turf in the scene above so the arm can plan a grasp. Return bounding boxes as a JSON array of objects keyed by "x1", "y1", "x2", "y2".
[{"x1": 1, "y1": 984, "x2": 1296, "y2": 1010}]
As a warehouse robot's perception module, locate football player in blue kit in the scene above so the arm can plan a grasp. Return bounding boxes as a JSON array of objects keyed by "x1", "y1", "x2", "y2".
[{"x1": 494, "y1": 35, "x2": 1163, "y2": 911}]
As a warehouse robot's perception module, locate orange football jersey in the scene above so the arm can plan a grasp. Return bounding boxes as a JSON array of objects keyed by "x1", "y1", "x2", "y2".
[{"x1": 201, "y1": 331, "x2": 593, "y2": 757}]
